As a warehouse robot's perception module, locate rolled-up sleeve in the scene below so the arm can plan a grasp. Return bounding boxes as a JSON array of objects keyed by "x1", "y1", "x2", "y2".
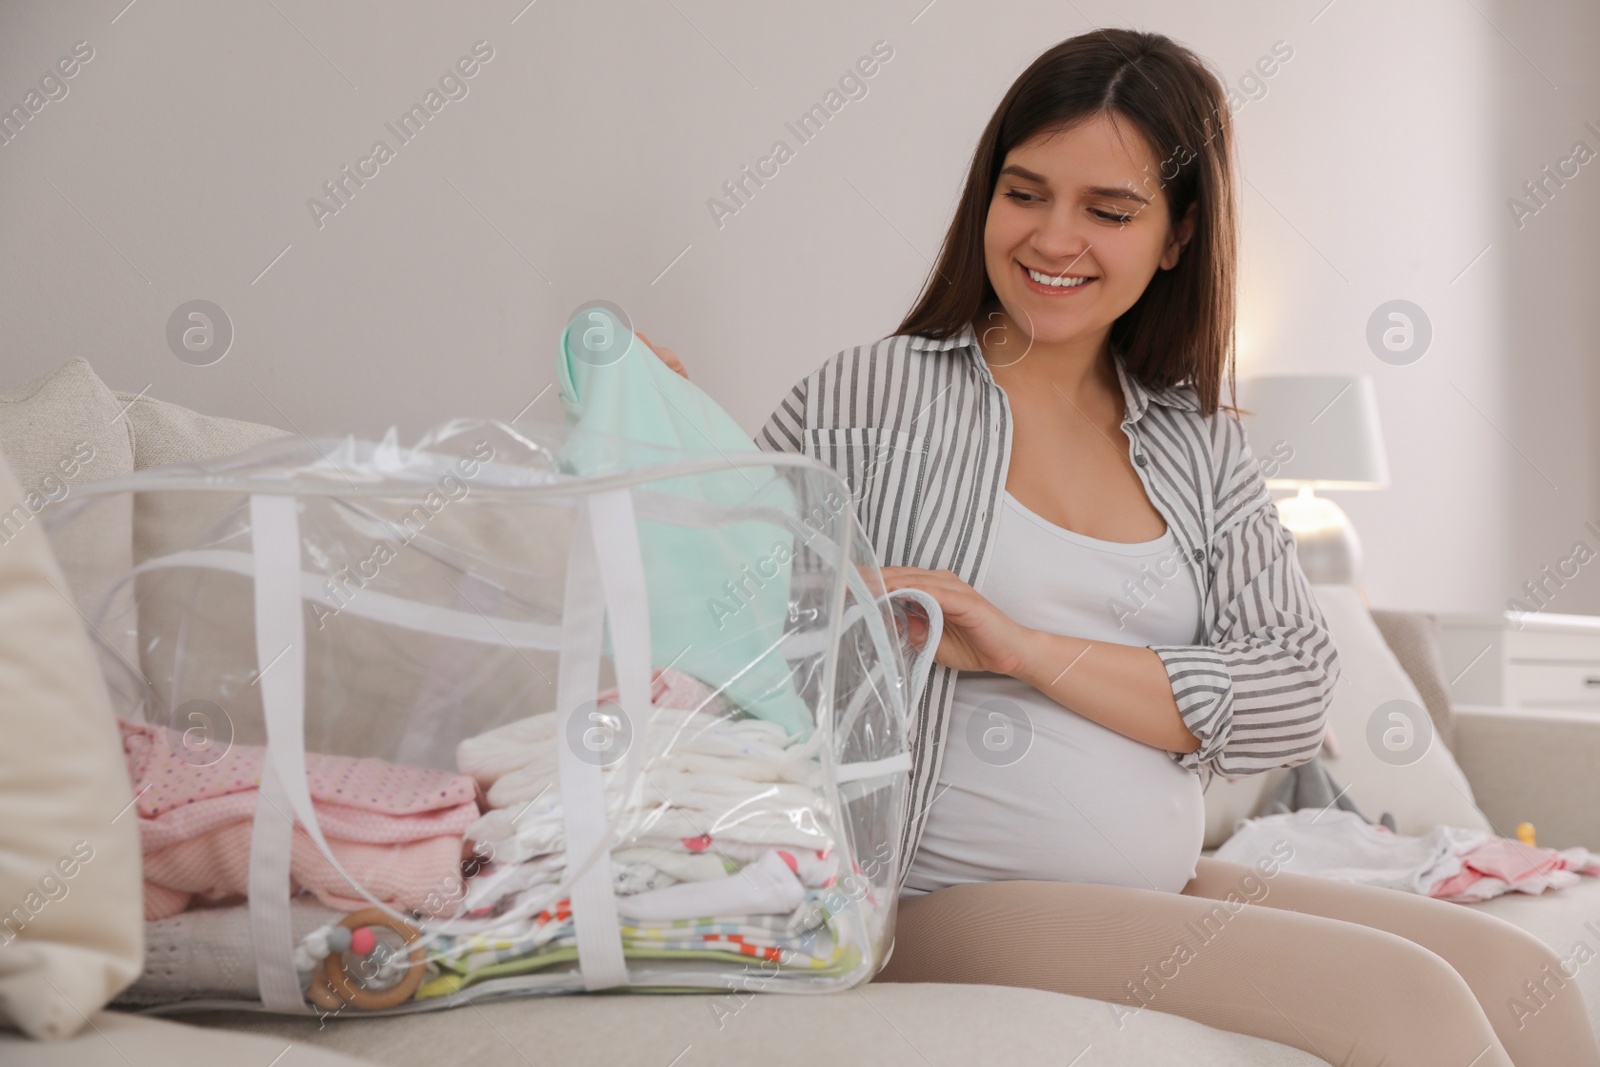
[{"x1": 1149, "y1": 414, "x2": 1341, "y2": 786}]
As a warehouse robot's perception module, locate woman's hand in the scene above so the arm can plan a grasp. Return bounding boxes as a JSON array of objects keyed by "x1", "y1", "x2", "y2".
[
  {"x1": 636, "y1": 332, "x2": 689, "y2": 379},
  {"x1": 880, "y1": 566, "x2": 1040, "y2": 676}
]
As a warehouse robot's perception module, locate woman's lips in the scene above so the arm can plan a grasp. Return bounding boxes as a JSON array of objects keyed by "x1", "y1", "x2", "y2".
[{"x1": 1019, "y1": 260, "x2": 1096, "y2": 297}]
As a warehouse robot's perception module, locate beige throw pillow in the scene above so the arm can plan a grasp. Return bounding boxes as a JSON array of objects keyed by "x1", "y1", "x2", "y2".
[
  {"x1": 0, "y1": 446, "x2": 143, "y2": 1040},
  {"x1": 110, "y1": 392, "x2": 288, "y2": 472},
  {"x1": 1370, "y1": 607, "x2": 1458, "y2": 753},
  {"x1": 0, "y1": 360, "x2": 137, "y2": 666}
]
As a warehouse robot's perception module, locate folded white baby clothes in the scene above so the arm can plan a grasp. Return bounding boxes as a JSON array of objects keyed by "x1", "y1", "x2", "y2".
[
  {"x1": 614, "y1": 848, "x2": 806, "y2": 922},
  {"x1": 612, "y1": 845, "x2": 733, "y2": 883},
  {"x1": 466, "y1": 770, "x2": 830, "y2": 864},
  {"x1": 461, "y1": 705, "x2": 813, "y2": 811}
]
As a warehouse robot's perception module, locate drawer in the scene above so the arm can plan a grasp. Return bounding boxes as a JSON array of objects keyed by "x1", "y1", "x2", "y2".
[
  {"x1": 1505, "y1": 629, "x2": 1600, "y2": 662},
  {"x1": 1508, "y1": 661, "x2": 1600, "y2": 708}
]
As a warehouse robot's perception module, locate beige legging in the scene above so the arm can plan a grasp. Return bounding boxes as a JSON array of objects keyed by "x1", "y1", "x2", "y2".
[{"x1": 873, "y1": 857, "x2": 1600, "y2": 1066}]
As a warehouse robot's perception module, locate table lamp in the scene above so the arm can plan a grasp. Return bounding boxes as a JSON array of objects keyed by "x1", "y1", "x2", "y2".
[{"x1": 1236, "y1": 375, "x2": 1390, "y2": 585}]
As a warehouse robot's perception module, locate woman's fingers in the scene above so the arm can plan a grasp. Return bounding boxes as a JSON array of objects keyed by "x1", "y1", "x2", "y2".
[
  {"x1": 880, "y1": 566, "x2": 959, "y2": 591},
  {"x1": 636, "y1": 331, "x2": 689, "y2": 379}
]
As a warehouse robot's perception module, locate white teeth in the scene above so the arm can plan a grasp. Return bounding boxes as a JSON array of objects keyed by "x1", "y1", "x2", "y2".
[{"x1": 1026, "y1": 267, "x2": 1090, "y2": 288}]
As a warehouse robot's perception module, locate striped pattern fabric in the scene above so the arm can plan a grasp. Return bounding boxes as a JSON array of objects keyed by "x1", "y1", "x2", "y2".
[{"x1": 756, "y1": 322, "x2": 1341, "y2": 892}]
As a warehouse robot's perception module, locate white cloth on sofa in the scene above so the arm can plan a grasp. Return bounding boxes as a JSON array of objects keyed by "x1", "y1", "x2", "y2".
[{"x1": 1215, "y1": 808, "x2": 1483, "y2": 893}]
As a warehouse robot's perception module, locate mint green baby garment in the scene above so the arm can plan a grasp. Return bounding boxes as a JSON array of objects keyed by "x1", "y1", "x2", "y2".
[{"x1": 557, "y1": 307, "x2": 812, "y2": 739}]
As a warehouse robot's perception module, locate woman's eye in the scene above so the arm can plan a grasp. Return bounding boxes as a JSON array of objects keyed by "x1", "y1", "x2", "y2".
[
  {"x1": 1001, "y1": 190, "x2": 1040, "y2": 203},
  {"x1": 1094, "y1": 209, "x2": 1134, "y2": 224}
]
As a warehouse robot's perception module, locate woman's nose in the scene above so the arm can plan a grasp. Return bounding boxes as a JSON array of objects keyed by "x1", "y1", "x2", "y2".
[{"x1": 1029, "y1": 209, "x2": 1092, "y2": 265}]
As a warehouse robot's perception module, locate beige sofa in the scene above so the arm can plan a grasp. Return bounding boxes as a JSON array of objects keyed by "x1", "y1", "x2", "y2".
[{"x1": 4, "y1": 359, "x2": 1599, "y2": 1066}]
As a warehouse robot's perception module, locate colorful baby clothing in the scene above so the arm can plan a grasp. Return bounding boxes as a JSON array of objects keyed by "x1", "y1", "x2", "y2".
[
  {"x1": 557, "y1": 311, "x2": 813, "y2": 739},
  {"x1": 134, "y1": 791, "x2": 479, "y2": 853},
  {"x1": 1215, "y1": 809, "x2": 1600, "y2": 901},
  {"x1": 1431, "y1": 837, "x2": 1600, "y2": 901},
  {"x1": 459, "y1": 669, "x2": 826, "y2": 858},
  {"x1": 415, "y1": 884, "x2": 859, "y2": 1000},
  {"x1": 121, "y1": 717, "x2": 478, "y2": 819},
  {"x1": 141, "y1": 819, "x2": 469, "y2": 921},
  {"x1": 434, "y1": 659, "x2": 853, "y2": 1000},
  {"x1": 119, "y1": 717, "x2": 480, "y2": 921}
]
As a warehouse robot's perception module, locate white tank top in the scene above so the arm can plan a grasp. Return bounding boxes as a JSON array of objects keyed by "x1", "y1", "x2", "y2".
[{"x1": 902, "y1": 489, "x2": 1206, "y2": 897}]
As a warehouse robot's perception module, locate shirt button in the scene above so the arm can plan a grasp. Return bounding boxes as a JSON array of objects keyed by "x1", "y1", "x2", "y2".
[
  {"x1": 1191, "y1": 548, "x2": 1205, "y2": 563},
  {"x1": 1134, "y1": 452, "x2": 1148, "y2": 467}
]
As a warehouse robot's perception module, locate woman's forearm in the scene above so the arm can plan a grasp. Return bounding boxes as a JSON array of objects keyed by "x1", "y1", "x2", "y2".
[{"x1": 1011, "y1": 628, "x2": 1201, "y2": 754}]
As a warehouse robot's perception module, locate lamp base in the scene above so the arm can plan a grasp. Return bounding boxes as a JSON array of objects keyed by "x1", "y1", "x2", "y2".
[{"x1": 1273, "y1": 487, "x2": 1362, "y2": 586}]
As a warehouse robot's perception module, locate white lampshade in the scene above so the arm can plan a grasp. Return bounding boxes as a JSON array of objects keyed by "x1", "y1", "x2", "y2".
[{"x1": 1236, "y1": 375, "x2": 1390, "y2": 490}]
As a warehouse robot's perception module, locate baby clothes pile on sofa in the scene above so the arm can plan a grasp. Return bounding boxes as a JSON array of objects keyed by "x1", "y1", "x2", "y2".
[{"x1": 1216, "y1": 809, "x2": 1600, "y2": 901}]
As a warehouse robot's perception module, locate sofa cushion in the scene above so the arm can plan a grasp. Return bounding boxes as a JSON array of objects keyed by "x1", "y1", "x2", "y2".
[
  {"x1": 1203, "y1": 585, "x2": 1492, "y2": 848},
  {"x1": 1453, "y1": 705, "x2": 1600, "y2": 851},
  {"x1": 182, "y1": 982, "x2": 1330, "y2": 1065},
  {"x1": 0, "y1": 359, "x2": 137, "y2": 665},
  {"x1": 0, "y1": 1009, "x2": 370, "y2": 1065},
  {"x1": 0, "y1": 447, "x2": 144, "y2": 1040}
]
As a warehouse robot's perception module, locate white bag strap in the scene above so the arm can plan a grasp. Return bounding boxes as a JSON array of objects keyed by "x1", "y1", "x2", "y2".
[
  {"x1": 246, "y1": 494, "x2": 316, "y2": 1013},
  {"x1": 553, "y1": 488, "x2": 652, "y2": 990},
  {"x1": 99, "y1": 548, "x2": 564, "y2": 649},
  {"x1": 247, "y1": 753, "x2": 304, "y2": 1010},
  {"x1": 783, "y1": 588, "x2": 939, "y2": 780},
  {"x1": 887, "y1": 587, "x2": 943, "y2": 712},
  {"x1": 245, "y1": 494, "x2": 434, "y2": 1012}
]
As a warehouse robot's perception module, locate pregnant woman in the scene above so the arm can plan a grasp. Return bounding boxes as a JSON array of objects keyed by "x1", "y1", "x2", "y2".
[{"x1": 645, "y1": 29, "x2": 1599, "y2": 1067}]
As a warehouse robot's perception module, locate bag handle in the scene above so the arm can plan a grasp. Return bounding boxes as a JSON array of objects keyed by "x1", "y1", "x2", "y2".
[
  {"x1": 551, "y1": 488, "x2": 652, "y2": 990},
  {"x1": 246, "y1": 494, "x2": 423, "y2": 1011}
]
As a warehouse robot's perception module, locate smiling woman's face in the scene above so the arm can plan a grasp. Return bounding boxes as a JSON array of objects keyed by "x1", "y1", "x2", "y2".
[{"x1": 983, "y1": 111, "x2": 1195, "y2": 348}]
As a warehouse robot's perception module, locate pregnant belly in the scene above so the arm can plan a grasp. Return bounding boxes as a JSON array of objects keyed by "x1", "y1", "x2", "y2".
[{"x1": 906, "y1": 679, "x2": 1206, "y2": 895}]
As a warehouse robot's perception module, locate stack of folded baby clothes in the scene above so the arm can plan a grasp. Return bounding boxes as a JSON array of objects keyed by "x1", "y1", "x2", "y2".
[
  {"x1": 416, "y1": 668, "x2": 864, "y2": 996},
  {"x1": 118, "y1": 718, "x2": 481, "y2": 921}
]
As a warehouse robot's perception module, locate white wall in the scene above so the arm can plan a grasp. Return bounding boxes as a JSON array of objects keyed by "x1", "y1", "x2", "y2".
[{"x1": 1, "y1": 0, "x2": 1595, "y2": 615}]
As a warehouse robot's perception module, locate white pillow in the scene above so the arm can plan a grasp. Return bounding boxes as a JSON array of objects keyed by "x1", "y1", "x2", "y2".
[
  {"x1": 1203, "y1": 584, "x2": 1492, "y2": 847},
  {"x1": 0, "y1": 446, "x2": 143, "y2": 1039},
  {"x1": 1310, "y1": 584, "x2": 1491, "y2": 835}
]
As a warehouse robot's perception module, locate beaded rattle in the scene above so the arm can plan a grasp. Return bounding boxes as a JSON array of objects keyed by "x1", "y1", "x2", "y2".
[{"x1": 303, "y1": 908, "x2": 427, "y2": 1011}]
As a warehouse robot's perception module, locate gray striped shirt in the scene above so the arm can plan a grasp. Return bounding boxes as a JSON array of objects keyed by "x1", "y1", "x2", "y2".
[{"x1": 756, "y1": 322, "x2": 1341, "y2": 892}]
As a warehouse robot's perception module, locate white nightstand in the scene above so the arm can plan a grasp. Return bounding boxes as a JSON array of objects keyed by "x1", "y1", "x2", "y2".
[{"x1": 1437, "y1": 610, "x2": 1600, "y2": 711}]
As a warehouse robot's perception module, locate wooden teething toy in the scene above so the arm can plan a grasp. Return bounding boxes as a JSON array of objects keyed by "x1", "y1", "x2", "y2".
[{"x1": 304, "y1": 908, "x2": 426, "y2": 1011}]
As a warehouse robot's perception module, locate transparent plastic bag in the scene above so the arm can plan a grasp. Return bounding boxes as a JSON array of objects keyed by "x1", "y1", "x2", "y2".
[{"x1": 46, "y1": 417, "x2": 939, "y2": 1017}]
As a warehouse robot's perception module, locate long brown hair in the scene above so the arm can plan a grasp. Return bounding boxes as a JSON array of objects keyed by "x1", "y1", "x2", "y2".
[{"x1": 896, "y1": 29, "x2": 1240, "y2": 417}]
